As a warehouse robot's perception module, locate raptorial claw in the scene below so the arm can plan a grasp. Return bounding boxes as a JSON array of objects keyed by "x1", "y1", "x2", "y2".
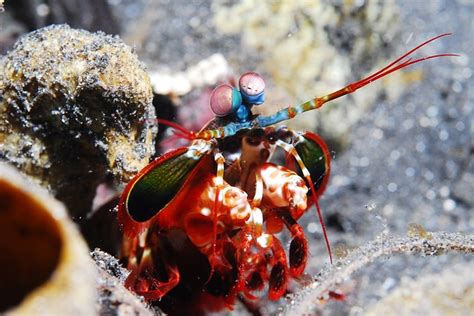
[
  {"x1": 183, "y1": 176, "x2": 252, "y2": 248},
  {"x1": 258, "y1": 163, "x2": 308, "y2": 219}
]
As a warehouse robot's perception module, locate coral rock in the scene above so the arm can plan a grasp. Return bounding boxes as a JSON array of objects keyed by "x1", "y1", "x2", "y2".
[{"x1": 0, "y1": 24, "x2": 157, "y2": 218}]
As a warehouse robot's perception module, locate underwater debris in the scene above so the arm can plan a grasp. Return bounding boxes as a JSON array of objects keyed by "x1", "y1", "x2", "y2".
[
  {"x1": 0, "y1": 163, "x2": 96, "y2": 315},
  {"x1": 0, "y1": 24, "x2": 157, "y2": 219},
  {"x1": 407, "y1": 222, "x2": 433, "y2": 240},
  {"x1": 281, "y1": 231, "x2": 474, "y2": 315}
]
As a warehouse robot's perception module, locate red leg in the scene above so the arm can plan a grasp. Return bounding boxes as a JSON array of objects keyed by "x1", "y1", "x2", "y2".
[
  {"x1": 278, "y1": 210, "x2": 309, "y2": 277},
  {"x1": 124, "y1": 231, "x2": 180, "y2": 300},
  {"x1": 268, "y1": 236, "x2": 289, "y2": 300}
]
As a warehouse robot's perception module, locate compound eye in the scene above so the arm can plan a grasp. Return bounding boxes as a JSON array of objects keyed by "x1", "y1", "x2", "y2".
[
  {"x1": 209, "y1": 84, "x2": 241, "y2": 116},
  {"x1": 239, "y1": 72, "x2": 265, "y2": 96}
]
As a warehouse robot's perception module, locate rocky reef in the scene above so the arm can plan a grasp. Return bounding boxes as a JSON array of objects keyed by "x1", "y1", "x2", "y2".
[{"x1": 0, "y1": 24, "x2": 157, "y2": 220}]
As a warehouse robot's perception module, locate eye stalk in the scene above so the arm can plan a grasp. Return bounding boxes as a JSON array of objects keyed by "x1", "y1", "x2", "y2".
[
  {"x1": 209, "y1": 73, "x2": 266, "y2": 121},
  {"x1": 239, "y1": 72, "x2": 265, "y2": 105},
  {"x1": 209, "y1": 84, "x2": 242, "y2": 117}
]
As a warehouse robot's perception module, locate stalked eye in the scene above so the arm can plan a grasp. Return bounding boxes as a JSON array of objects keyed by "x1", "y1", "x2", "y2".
[
  {"x1": 210, "y1": 84, "x2": 242, "y2": 117},
  {"x1": 239, "y1": 72, "x2": 265, "y2": 96}
]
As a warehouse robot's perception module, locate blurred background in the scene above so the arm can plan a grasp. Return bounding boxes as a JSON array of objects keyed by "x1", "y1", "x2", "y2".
[{"x1": 0, "y1": 0, "x2": 472, "y2": 314}]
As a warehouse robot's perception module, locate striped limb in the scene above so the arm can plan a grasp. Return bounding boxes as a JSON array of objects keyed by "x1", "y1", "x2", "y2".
[
  {"x1": 276, "y1": 139, "x2": 333, "y2": 264},
  {"x1": 206, "y1": 152, "x2": 226, "y2": 282},
  {"x1": 233, "y1": 173, "x2": 266, "y2": 296}
]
